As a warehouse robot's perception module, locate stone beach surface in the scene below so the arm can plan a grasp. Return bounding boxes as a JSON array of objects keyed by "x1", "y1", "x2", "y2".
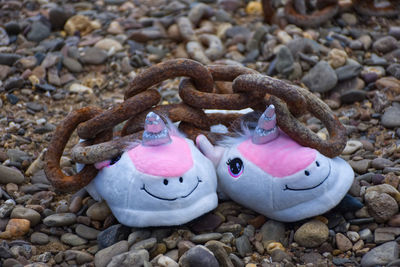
[{"x1": 1, "y1": 0, "x2": 400, "y2": 266}]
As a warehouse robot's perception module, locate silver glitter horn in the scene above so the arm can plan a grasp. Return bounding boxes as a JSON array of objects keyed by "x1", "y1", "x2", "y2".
[
  {"x1": 142, "y1": 112, "x2": 172, "y2": 146},
  {"x1": 252, "y1": 104, "x2": 279, "y2": 144}
]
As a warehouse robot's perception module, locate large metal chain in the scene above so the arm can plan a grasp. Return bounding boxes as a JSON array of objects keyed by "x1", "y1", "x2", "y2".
[{"x1": 45, "y1": 58, "x2": 347, "y2": 192}]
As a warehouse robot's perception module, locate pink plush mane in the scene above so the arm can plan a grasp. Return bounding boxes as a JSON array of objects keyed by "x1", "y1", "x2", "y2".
[
  {"x1": 238, "y1": 132, "x2": 316, "y2": 177},
  {"x1": 128, "y1": 136, "x2": 193, "y2": 177}
]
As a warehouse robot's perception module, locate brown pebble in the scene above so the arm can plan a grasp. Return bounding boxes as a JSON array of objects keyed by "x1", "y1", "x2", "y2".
[
  {"x1": 248, "y1": 215, "x2": 266, "y2": 229},
  {"x1": 31, "y1": 66, "x2": 46, "y2": 80},
  {"x1": 69, "y1": 196, "x2": 82, "y2": 213},
  {"x1": 335, "y1": 233, "x2": 353, "y2": 252},
  {"x1": 388, "y1": 214, "x2": 400, "y2": 227},
  {"x1": 385, "y1": 173, "x2": 400, "y2": 189},
  {"x1": 77, "y1": 216, "x2": 91, "y2": 226},
  {"x1": 0, "y1": 218, "x2": 30, "y2": 239},
  {"x1": 6, "y1": 183, "x2": 18, "y2": 194}
]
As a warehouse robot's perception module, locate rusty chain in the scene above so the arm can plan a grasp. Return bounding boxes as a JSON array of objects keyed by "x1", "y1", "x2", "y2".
[{"x1": 45, "y1": 58, "x2": 347, "y2": 192}]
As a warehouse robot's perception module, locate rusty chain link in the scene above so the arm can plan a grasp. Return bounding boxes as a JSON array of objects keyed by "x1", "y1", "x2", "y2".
[
  {"x1": 44, "y1": 107, "x2": 113, "y2": 192},
  {"x1": 45, "y1": 58, "x2": 347, "y2": 192}
]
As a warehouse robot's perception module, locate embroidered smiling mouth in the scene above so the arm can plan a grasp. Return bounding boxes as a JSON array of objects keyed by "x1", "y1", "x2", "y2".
[
  {"x1": 283, "y1": 162, "x2": 331, "y2": 191},
  {"x1": 141, "y1": 177, "x2": 202, "y2": 201}
]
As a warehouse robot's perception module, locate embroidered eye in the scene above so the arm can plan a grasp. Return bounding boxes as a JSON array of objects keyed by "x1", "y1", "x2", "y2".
[
  {"x1": 316, "y1": 161, "x2": 320, "y2": 167},
  {"x1": 110, "y1": 154, "x2": 122, "y2": 165},
  {"x1": 226, "y1": 158, "x2": 244, "y2": 178}
]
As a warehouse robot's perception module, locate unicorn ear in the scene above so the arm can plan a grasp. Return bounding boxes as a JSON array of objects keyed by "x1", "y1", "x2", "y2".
[
  {"x1": 196, "y1": 135, "x2": 225, "y2": 167},
  {"x1": 252, "y1": 104, "x2": 279, "y2": 144},
  {"x1": 142, "y1": 112, "x2": 171, "y2": 146}
]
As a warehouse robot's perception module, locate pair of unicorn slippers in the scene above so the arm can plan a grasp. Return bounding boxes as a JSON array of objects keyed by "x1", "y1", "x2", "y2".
[{"x1": 84, "y1": 105, "x2": 354, "y2": 227}]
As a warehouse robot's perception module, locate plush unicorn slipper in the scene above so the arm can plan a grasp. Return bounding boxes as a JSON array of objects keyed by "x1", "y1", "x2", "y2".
[
  {"x1": 197, "y1": 105, "x2": 354, "y2": 222},
  {"x1": 83, "y1": 112, "x2": 218, "y2": 227}
]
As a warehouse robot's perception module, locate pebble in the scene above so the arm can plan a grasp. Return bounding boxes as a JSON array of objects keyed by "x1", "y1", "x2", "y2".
[
  {"x1": 0, "y1": 166, "x2": 25, "y2": 184},
  {"x1": 387, "y1": 63, "x2": 400, "y2": 79},
  {"x1": 374, "y1": 227, "x2": 400, "y2": 244},
  {"x1": 3, "y1": 258, "x2": 23, "y2": 267},
  {"x1": 235, "y1": 235, "x2": 252, "y2": 257},
  {"x1": 205, "y1": 240, "x2": 233, "y2": 267},
  {"x1": 27, "y1": 20, "x2": 51, "y2": 42},
  {"x1": 371, "y1": 158, "x2": 395, "y2": 169},
  {"x1": 130, "y1": 237, "x2": 157, "y2": 251},
  {"x1": 302, "y1": 61, "x2": 337, "y2": 92},
  {"x1": 365, "y1": 191, "x2": 398, "y2": 223},
  {"x1": 340, "y1": 89, "x2": 366, "y2": 104},
  {"x1": 128, "y1": 230, "x2": 152, "y2": 246},
  {"x1": 157, "y1": 255, "x2": 179, "y2": 267},
  {"x1": 373, "y1": 36, "x2": 398, "y2": 54},
  {"x1": 328, "y1": 48, "x2": 347, "y2": 68},
  {"x1": 10, "y1": 207, "x2": 41, "y2": 226},
  {"x1": 376, "y1": 77, "x2": 400, "y2": 93},
  {"x1": 0, "y1": 53, "x2": 22, "y2": 66},
  {"x1": 191, "y1": 213, "x2": 223, "y2": 232},
  {"x1": 364, "y1": 53, "x2": 388, "y2": 66},
  {"x1": 191, "y1": 233, "x2": 222, "y2": 244},
  {"x1": 335, "y1": 59, "x2": 362, "y2": 81},
  {"x1": 366, "y1": 184, "x2": 400, "y2": 202},
  {"x1": 335, "y1": 233, "x2": 352, "y2": 252},
  {"x1": 346, "y1": 231, "x2": 360, "y2": 242},
  {"x1": 95, "y1": 38, "x2": 123, "y2": 52},
  {"x1": 69, "y1": 83, "x2": 93, "y2": 94},
  {"x1": 107, "y1": 21, "x2": 124, "y2": 35},
  {"x1": 64, "y1": 15, "x2": 99, "y2": 36},
  {"x1": 381, "y1": 105, "x2": 400, "y2": 128},
  {"x1": 389, "y1": 26, "x2": 400, "y2": 40},
  {"x1": 261, "y1": 220, "x2": 286, "y2": 244},
  {"x1": 107, "y1": 249, "x2": 149, "y2": 267},
  {"x1": 61, "y1": 233, "x2": 88, "y2": 246},
  {"x1": 294, "y1": 220, "x2": 329, "y2": 248},
  {"x1": 63, "y1": 57, "x2": 83, "y2": 73},
  {"x1": 86, "y1": 201, "x2": 111, "y2": 221},
  {"x1": 0, "y1": 200, "x2": 16, "y2": 219},
  {"x1": 179, "y1": 245, "x2": 219, "y2": 267},
  {"x1": 4, "y1": 21, "x2": 20, "y2": 36},
  {"x1": 388, "y1": 214, "x2": 400, "y2": 227},
  {"x1": 75, "y1": 224, "x2": 100, "y2": 240},
  {"x1": 348, "y1": 159, "x2": 371, "y2": 174},
  {"x1": 342, "y1": 140, "x2": 363, "y2": 155},
  {"x1": 361, "y1": 241, "x2": 399, "y2": 267},
  {"x1": 98, "y1": 224, "x2": 130, "y2": 249},
  {"x1": 0, "y1": 219, "x2": 30, "y2": 239},
  {"x1": 49, "y1": 7, "x2": 70, "y2": 30},
  {"x1": 94, "y1": 240, "x2": 129, "y2": 267},
  {"x1": 4, "y1": 77, "x2": 24, "y2": 91},
  {"x1": 65, "y1": 250, "x2": 94, "y2": 264},
  {"x1": 80, "y1": 47, "x2": 108, "y2": 65},
  {"x1": 359, "y1": 228, "x2": 373, "y2": 242},
  {"x1": 30, "y1": 232, "x2": 49, "y2": 245},
  {"x1": 275, "y1": 45, "x2": 294, "y2": 76},
  {"x1": 43, "y1": 213, "x2": 77, "y2": 227}
]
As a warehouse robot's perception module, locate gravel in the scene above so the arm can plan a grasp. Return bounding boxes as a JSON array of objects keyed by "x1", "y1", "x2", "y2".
[{"x1": 1, "y1": 0, "x2": 400, "y2": 266}]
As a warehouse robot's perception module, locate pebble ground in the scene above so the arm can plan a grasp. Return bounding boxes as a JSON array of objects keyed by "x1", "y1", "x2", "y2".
[{"x1": 1, "y1": 0, "x2": 400, "y2": 266}]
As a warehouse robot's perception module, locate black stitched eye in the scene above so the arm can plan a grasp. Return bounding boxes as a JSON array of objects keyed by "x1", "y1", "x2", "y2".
[
  {"x1": 163, "y1": 179, "x2": 168, "y2": 185},
  {"x1": 110, "y1": 154, "x2": 122, "y2": 165},
  {"x1": 316, "y1": 161, "x2": 320, "y2": 167},
  {"x1": 305, "y1": 170, "x2": 310, "y2": 176},
  {"x1": 227, "y1": 158, "x2": 244, "y2": 177},
  {"x1": 179, "y1": 177, "x2": 183, "y2": 183}
]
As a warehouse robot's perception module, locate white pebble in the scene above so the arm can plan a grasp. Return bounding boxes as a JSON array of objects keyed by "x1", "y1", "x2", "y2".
[
  {"x1": 69, "y1": 83, "x2": 93, "y2": 94},
  {"x1": 342, "y1": 140, "x2": 363, "y2": 155}
]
